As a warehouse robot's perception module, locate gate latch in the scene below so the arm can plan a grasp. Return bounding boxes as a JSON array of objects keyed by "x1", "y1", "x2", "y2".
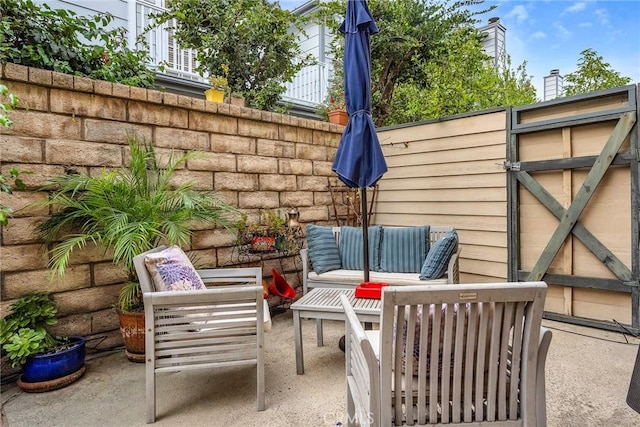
[{"x1": 502, "y1": 161, "x2": 521, "y2": 171}]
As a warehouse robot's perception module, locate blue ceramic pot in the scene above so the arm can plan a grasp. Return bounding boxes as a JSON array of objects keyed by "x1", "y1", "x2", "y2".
[{"x1": 22, "y1": 336, "x2": 86, "y2": 383}]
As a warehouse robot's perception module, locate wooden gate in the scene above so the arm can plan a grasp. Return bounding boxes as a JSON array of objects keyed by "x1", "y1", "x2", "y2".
[{"x1": 506, "y1": 85, "x2": 639, "y2": 332}]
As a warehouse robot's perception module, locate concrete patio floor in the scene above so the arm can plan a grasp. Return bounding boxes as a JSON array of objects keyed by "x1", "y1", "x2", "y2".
[{"x1": 2, "y1": 310, "x2": 639, "y2": 426}]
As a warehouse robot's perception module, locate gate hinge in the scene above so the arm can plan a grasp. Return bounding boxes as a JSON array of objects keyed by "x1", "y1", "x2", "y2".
[{"x1": 502, "y1": 161, "x2": 521, "y2": 171}]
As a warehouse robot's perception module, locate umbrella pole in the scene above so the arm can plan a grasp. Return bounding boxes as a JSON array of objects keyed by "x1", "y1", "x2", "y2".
[{"x1": 361, "y1": 187, "x2": 370, "y2": 283}]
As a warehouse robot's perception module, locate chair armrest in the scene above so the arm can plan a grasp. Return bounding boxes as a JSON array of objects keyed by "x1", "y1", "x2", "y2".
[
  {"x1": 196, "y1": 267, "x2": 262, "y2": 286},
  {"x1": 144, "y1": 285, "x2": 263, "y2": 307},
  {"x1": 536, "y1": 326, "x2": 552, "y2": 427},
  {"x1": 300, "y1": 248, "x2": 310, "y2": 294},
  {"x1": 447, "y1": 247, "x2": 461, "y2": 284},
  {"x1": 340, "y1": 295, "x2": 381, "y2": 424}
]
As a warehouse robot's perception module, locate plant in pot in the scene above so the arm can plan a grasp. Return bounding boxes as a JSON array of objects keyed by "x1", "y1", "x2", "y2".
[
  {"x1": 37, "y1": 137, "x2": 236, "y2": 362},
  {"x1": 320, "y1": 61, "x2": 348, "y2": 126},
  {"x1": 236, "y1": 208, "x2": 299, "y2": 254},
  {"x1": 205, "y1": 63, "x2": 229, "y2": 103},
  {"x1": 0, "y1": 294, "x2": 87, "y2": 392}
]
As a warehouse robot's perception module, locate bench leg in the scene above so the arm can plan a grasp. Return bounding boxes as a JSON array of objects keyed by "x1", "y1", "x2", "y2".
[{"x1": 316, "y1": 318, "x2": 324, "y2": 347}]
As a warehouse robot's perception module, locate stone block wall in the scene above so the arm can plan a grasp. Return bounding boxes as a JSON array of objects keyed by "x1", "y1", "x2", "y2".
[{"x1": 0, "y1": 63, "x2": 345, "y2": 350}]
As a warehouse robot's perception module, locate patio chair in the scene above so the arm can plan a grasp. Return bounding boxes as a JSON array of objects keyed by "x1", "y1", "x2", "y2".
[
  {"x1": 340, "y1": 281, "x2": 551, "y2": 427},
  {"x1": 133, "y1": 246, "x2": 265, "y2": 423}
]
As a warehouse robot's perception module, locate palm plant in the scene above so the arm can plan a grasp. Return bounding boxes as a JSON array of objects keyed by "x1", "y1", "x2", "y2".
[{"x1": 37, "y1": 138, "x2": 236, "y2": 311}]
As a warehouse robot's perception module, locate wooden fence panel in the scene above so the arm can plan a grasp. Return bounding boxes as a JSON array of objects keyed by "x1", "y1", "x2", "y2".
[
  {"x1": 377, "y1": 109, "x2": 508, "y2": 282},
  {"x1": 508, "y1": 85, "x2": 638, "y2": 331}
]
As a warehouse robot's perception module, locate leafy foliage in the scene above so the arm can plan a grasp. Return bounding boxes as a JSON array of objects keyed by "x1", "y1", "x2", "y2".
[
  {"x1": 0, "y1": 294, "x2": 61, "y2": 367},
  {"x1": 317, "y1": 59, "x2": 346, "y2": 119},
  {"x1": 235, "y1": 208, "x2": 300, "y2": 254},
  {"x1": 36, "y1": 138, "x2": 237, "y2": 311},
  {"x1": 563, "y1": 49, "x2": 632, "y2": 97},
  {"x1": 0, "y1": 83, "x2": 18, "y2": 128},
  {"x1": 151, "y1": 0, "x2": 313, "y2": 111},
  {"x1": 0, "y1": 167, "x2": 26, "y2": 227},
  {"x1": 1, "y1": 0, "x2": 158, "y2": 87},
  {"x1": 0, "y1": 84, "x2": 28, "y2": 227},
  {"x1": 388, "y1": 27, "x2": 536, "y2": 122},
  {"x1": 319, "y1": 0, "x2": 495, "y2": 126}
]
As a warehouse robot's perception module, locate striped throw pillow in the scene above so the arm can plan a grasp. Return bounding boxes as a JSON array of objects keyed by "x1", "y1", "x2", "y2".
[
  {"x1": 340, "y1": 225, "x2": 382, "y2": 271},
  {"x1": 379, "y1": 226, "x2": 430, "y2": 273},
  {"x1": 306, "y1": 224, "x2": 342, "y2": 274},
  {"x1": 420, "y1": 230, "x2": 458, "y2": 280}
]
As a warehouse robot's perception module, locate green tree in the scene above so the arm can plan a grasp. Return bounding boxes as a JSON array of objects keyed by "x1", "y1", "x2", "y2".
[
  {"x1": 1, "y1": 0, "x2": 158, "y2": 87},
  {"x1": 388, "y1": 27, "x2": 536, "y2": 123},
  {"x1": 563, "y1": 48, "x2": 632, "y2": 97},
  {"x1": 152, "y1": 0, "x2": 312, "y2": 111},
  {"x1": 317, "y1": 0, "x2": 497, "y2": 126}
]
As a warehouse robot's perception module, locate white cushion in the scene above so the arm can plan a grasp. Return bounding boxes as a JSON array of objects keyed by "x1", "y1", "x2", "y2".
[{"x1": 308, "y1": 269, "x2": 448, "y2": 286}]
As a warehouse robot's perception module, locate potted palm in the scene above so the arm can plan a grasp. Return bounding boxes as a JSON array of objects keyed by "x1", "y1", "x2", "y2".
[
  {"x1": 0, "y1": 294, "x2": 86, "y2": 392},
  {"x1": 37, "y1": 138, "x2": 236, "y2": 362}
]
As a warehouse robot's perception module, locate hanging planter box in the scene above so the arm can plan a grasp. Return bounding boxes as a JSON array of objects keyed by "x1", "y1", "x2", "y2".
[{"x1": 250, "y1": 235, "x2": 277, "y2": 252}]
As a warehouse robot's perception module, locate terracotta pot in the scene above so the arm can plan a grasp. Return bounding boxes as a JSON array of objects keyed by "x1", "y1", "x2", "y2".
[
  {"x1": 328, "y1": 110, "x2": 348, "y2": 126},
  {"x1": 116, "y1": 309, "x2": 145, "y2": 362},
  {"x1": 228, "y1": 96, "x2": 245, "y2": 106},
  {"x1": 205, "y1": 88, "x2": 225, "y2": 103}
]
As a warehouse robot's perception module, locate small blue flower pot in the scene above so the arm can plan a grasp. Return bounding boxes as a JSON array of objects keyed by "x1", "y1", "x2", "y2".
[{"x1": 22, "y1": 336, "x2": 86, "y2": 383}]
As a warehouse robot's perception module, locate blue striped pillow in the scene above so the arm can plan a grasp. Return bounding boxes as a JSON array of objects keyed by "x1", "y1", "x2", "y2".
[
  {"x1": 420, "y1": 230, "x2": 458, "y2": 280},
  {"x1": 306, "y1": 224, "x2": 342, "y2": 274},
  {"x1": 340, "y1": 225, "x2": 382, "y2": 271},
  {"x1": 379, "y1": 226, "x2": 430, "y2": 273}
]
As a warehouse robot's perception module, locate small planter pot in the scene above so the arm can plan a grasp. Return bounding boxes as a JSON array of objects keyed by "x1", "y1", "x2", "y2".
[
  {"x1": 21, "y1": 336, "x2": 86, "y2": 384},
  {"x1": 227, "y1": 95, "x2": 245, "y2": 106},
  {"x1": 205, "y1": 88, "x2": 225, "y2": 103},
  {"x1": 328, "y1": 110, "x2": 349, "y2": 126}
]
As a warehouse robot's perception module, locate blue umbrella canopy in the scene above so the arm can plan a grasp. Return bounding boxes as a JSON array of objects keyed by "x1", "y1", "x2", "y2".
[
  {"x1": 332, "y1": 0, "x2": 387, "y2": 189},
  {"x1": 331, "y1": 0, "x2": 387, "y2": 282}
]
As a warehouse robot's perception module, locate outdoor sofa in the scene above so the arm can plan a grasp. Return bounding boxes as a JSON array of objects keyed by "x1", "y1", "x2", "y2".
[{"x1": 301, "y1": 225, "x2": 460, "y2": 294}]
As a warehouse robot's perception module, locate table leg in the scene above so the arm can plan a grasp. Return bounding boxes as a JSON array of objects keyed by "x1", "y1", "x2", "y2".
[
  {"x1": 293, "y1": 310, "x2": 304, "y2": 375},
  {"x1": 316, "y1": 319, "x2": 324, "y2": 347}
]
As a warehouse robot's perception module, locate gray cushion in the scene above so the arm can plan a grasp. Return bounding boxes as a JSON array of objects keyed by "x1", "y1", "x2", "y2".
[
  {"x1": 306, "y1": 224, "x2": 342, "y2": 274},
  {"x1": 379, "y1": 226, "x2": 430, "y2": 273},
  {"x1": 420, "y1": 230, "x2": 458, "y2": 280},
  {"x1": 340, "y1": 225, "x2": 382, "y2": 271}
]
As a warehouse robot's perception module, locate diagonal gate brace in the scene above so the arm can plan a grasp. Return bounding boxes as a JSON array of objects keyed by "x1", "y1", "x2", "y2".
[
  {"x1": 518, "y1": 171, "x2": 633, "y2": 281},
  {"x1": 527, "y1": 111, "x2": 636, "y2": 281}
]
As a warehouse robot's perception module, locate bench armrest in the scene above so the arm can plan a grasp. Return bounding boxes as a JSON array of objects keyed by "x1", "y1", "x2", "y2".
[
  {"x1": 447, "y1": 247, "x2": 462, "y2": 284},
  {"x1": 300, "y1": 248, "x2": 310, "y2": 294}
]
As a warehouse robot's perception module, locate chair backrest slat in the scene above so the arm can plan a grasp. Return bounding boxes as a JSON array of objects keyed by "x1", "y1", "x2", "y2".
[{"x1": 378, "y1": 282, "x2": 547, "y2": 426}]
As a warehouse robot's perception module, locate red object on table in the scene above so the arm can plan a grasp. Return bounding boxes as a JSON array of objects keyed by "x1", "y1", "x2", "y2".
[{"x1": 354, "y1": 282, "x2": 388, "y2": 299}]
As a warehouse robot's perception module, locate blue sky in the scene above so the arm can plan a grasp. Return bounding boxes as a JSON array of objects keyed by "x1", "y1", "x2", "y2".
[{"x1": 279, "y1": 0, "x2": 640, "y2": 98}]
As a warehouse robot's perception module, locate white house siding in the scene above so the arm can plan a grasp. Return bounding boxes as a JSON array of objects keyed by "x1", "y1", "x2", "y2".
[{"x1": 35, "y1": 0, "x2": 127, "y2": 28}]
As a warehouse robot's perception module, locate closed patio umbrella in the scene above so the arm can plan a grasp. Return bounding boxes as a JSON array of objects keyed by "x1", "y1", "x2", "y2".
[{"x1": 332, "y1": 0, "x2": 387, "y2": 282}]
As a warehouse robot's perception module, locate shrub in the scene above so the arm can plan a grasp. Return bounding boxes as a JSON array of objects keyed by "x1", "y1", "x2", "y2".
[
  {"x1": 0, "y1": 0, "x2": 158, "y2": 87},
  {"x1": 0, "y1": 294, "x2": 62, "y2": 367}
]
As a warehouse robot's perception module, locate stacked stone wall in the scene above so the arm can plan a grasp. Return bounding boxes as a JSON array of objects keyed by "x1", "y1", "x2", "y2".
[{"x1": 0, "y1": 63, "x2": 344, "y2": 349}]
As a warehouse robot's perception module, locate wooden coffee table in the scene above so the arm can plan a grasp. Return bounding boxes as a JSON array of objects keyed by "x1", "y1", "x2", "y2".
[{"x1": 290, "y1": 287, "x2": 382, "y2": 375}]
